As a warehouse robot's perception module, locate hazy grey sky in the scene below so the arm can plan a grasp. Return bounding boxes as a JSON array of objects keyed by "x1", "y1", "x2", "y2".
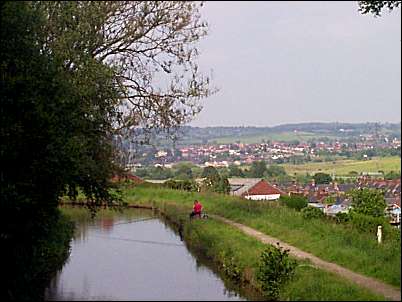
[{"x1": 189, "y1": 1, "x2": 401, "y2": 127}]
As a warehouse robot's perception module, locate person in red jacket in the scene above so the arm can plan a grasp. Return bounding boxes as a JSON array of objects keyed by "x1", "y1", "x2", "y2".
[{"x1": 190, "y1": 200, "x2": 203, "y2": 219}]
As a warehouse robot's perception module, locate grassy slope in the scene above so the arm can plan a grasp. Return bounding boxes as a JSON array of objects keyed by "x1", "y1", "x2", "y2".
[
  {"x1": 185, "y1": 217, "x2": 385, "y2": 301},
  {"x1": 123, "y1": 185, "x2": 400, "y2": 288}
]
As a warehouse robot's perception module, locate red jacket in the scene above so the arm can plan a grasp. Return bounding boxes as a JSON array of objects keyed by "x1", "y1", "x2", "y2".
[{"x1": 193, "y1": 202, "x2": 202, "y2": 213}]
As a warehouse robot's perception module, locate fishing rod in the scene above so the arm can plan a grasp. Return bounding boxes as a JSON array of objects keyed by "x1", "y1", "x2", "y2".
[
  {"x1": 91, "y1": 235, "x2": 185, "y2": 247},
  {"x1": 111, "y1": 216, "x2": 157, "y2": 226}
]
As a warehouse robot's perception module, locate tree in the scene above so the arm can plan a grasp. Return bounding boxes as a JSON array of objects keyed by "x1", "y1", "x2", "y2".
[
  {"x1": 201, "y1": 172, "x2": 230, "y2": 194},
  {"x1": 33, "y1": 1, "x2": 215, "y2": 153},
  {"x1": 249, "y1": 160, "x2": 267, "y2": 178},
  {"x1": 228, "y1": 164, "x2": 245, "y2": 177},
  {"x1": 266, "y1": 165, "x2": 287, "y2": 178},
  {"x1": 202, "y1": 166, "x2": 219, "y2": 178},
  {"x1": 358, "y1": 1, "x2": 401, "y2": 16},
  {"x1": 174, "y1": 163, "x2": 194, "y2": 180},
  {"x1": 348, "y1": 188, "x2": 387, "y2": 217},
  {"x1": 1, "y1": 2, "x2": 213, "y2": 297},
  {"x1": 313, "y1": 172, "x2": 332, "y2": 184}
]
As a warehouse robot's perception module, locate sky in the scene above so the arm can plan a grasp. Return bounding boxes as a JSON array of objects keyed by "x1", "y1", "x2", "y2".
[{"x1": 189, "y1": 1, "x2": 401, "y2": 127}]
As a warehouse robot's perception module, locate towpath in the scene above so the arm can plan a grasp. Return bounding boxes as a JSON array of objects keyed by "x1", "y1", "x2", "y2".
[{"x1": 211, "y1": 214, "x2": 401, "y2": 301}]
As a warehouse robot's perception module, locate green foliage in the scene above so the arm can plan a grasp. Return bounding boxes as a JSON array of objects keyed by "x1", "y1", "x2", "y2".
[
  {"x1": 228, "y1": 164, "x2": 245, "y2": 177},
  {"x1": 348, "y1": 188, "x2": 387, "y2": 217},
  {"x1": 323, "y1": 195, "x2": 336, "y2": 205},
  {"x1": 201, "y1": 174, "x2": 230, "y2": 194},
  {"x1": 173, "y1": 162, "x2": 195, "y2": 180},
  {"x1": 313, "y1": 172, "x2": 332, "y2": 184},
  {"x1": 348, "y1": 212, "x2": 389, "y2": 233},
  {"x1": 4, "y1": 211, "x2": 74, "y2": 300},
  {"x1": 219, "y1": 250, "x2": 242, "y2": 281},
  {"x1": 248, "y1": 160, "x2": 267, "y2": 178},
  {"x1": 265, "y1": 165, "x2": 287, "y2": 177},
  {"x1": 384, "y1": 170, "x2": 401, "y2": 180},
  {"x1": 164, "y1": 179, "x2": 198, "y2": 192},
  {"x1": 301, "y1": 206, "x2": 325, "y2": 219},
  {"x1": 257, "y1": 243, "x2": 297, "y2": 300},
  {"x1": 202, "y1": 166, "x2": 219, "y2": 178},
  {"x1": 335, "y1": 212, "x2": 350, "y2": 223},
  {"x1": 125, "y1": 186, "x2": 401, "y2": 287},
  {"x1": 281, "y1": 195, "x2": 308, "y2": 211}
]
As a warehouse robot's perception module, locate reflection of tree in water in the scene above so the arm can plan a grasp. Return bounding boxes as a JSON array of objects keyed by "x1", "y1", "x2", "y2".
[
  {"x1": 100, "y1": 217, "x2": 115, "y2": 232},
  {"x1": 63, "y1": 207, "x2": 156, "y2": 243}
]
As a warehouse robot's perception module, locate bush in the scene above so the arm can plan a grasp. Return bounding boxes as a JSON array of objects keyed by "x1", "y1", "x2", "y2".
[
  {"x1": 281, "y1": 195, "x2": 308, "y2": 211},
  {"x1": 301, "y1": 206, "x2": 325, "y2": 219},
  {"x1": 218, "y1": 250, "x2": 242, "y2": 281},
  {"x1": 335, "y1": 212, "x2": 350, "y2": 223},
  {"x1": 348, "y1": 212, "x2": 389, "y2": 234},
  {"x1": 257, "y1": 243, "x2": 297, "y2": 300},
  {"x1": 164, "y1": 179, "x2": 198, "y2": 192}
]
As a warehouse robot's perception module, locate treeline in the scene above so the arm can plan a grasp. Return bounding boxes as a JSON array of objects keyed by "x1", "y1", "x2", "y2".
[{"x1": 135, "y1": 161, "x2": 323, "y2": 186}]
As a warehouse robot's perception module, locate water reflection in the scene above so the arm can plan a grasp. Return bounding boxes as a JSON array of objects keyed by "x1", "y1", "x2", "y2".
[{"x1": 44, "y1": 207, "x2": 247, "y2": 301}]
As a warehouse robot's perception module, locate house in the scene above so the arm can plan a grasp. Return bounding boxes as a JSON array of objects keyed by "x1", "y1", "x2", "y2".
[{"x1": 228, "y1": 178, "x2": 286, "y2": 201}]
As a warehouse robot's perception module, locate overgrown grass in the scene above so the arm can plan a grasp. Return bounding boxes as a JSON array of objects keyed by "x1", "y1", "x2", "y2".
[{"x1": 122, "y1": 185, "x2": 401, "y2": 288}]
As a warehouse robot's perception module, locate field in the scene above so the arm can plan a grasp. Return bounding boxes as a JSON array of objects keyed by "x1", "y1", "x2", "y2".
[
  {"x1": 280, "y1": 156, "x2": 401, "y2": 176},
  {"x1": 209, "y1": 131, "x2": 324, "y2": 144}
]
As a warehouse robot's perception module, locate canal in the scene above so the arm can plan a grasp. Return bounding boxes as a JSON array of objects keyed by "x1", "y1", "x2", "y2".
[{"x1": 44, "y1": 207, "x2": 248, "y2": 301}]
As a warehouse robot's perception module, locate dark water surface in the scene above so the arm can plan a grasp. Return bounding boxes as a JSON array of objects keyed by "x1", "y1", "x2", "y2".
[{"x1": 44, "y1": 207, "x2": 247, "y2": 301}]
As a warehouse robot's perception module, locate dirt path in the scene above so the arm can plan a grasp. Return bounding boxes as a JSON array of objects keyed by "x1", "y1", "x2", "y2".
[{"x1": 211, "y1": 215, "x2": 401, "y2": 301}]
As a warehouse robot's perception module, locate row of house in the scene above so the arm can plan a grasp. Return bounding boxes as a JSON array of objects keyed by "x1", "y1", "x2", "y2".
[
  {"x1": 125, "y1": 173, "x2": 400, "y2": 226},
  {"x1": 228, "y1": 177, "x2": 400, "y2": 225}
]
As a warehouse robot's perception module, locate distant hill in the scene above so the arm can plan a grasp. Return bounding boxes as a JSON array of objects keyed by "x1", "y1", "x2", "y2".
[{"x1": 118, "y1": 121, "x2": 401, "y2": 148}]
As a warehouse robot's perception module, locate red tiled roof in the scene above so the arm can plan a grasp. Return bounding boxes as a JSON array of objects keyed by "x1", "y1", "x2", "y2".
[{"x1": 242, "y1": 180, "x2": 285, "y2": 196}]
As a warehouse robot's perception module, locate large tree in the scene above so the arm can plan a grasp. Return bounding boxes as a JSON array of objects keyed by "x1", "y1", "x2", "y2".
[
  {"x1": 33, "y1": 1, "x2": 215, "y2": 163},
  {"x1": 348, "y1": 188, "x2": 387, "y2": 217},
  {"x1": 2, "y1": 1, "x2": 213, "y2": 210},
  {"x1": 2, "y1": 3, "x2": 213, "y2": 297}
]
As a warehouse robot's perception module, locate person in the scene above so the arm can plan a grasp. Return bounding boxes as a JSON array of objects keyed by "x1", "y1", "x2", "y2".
[{"x1": 190, "y1": 200, "x2": 203, "y2": 219}]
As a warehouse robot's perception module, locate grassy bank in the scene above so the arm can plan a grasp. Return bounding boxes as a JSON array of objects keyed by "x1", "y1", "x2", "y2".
[
  {"x1": 122, "y1": 185, "x2": 400, "y2": 288},
  {"x1": 129, "y1": 198, "x2": 386, "y2": 300}
]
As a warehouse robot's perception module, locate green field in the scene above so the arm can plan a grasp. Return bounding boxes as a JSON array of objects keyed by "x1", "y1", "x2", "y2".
[
  {"x1": 281, "y1": 156, "x2": 401, "y2": 176},
  {"x1": 210, "y1": 131, "x2": 325, "y2": 144}
]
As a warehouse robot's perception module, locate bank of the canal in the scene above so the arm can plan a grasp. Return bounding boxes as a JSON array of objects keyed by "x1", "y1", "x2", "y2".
[
  {"x1": 119, "y1": 185, "x2": 394, "y2": 301},
  {"x1": 45, "y1": 206, "x2": 257, "y2": 301}
]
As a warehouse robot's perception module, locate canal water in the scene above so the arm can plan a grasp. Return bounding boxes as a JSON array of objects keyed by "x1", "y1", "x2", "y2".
[{"x1": 44, "y1": 207, "x2": 247, "y2": 301}]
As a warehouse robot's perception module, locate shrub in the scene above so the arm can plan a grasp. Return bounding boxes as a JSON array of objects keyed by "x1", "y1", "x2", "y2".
[
  {"x1": 281, "y1": 195, "x2": 308, "y2": 211},
  {"x1": 348, "y1": 212, "x2": 389, "y2": 234},
  {"x1": 257, "y1": 243, "x2": 297, "y2": 300},
  {"x1": 164, "y1": 179, "x2": 198, "y2": 192},
  {"x1": 335, "y1": 212, "x2": 350, "y2": 223},
  {"x1": 301, "y1": 206, "x2": 325, "y2": 219},
  {"x1": 219, "y1": 250, "x2": 242, "y2": 281}
]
